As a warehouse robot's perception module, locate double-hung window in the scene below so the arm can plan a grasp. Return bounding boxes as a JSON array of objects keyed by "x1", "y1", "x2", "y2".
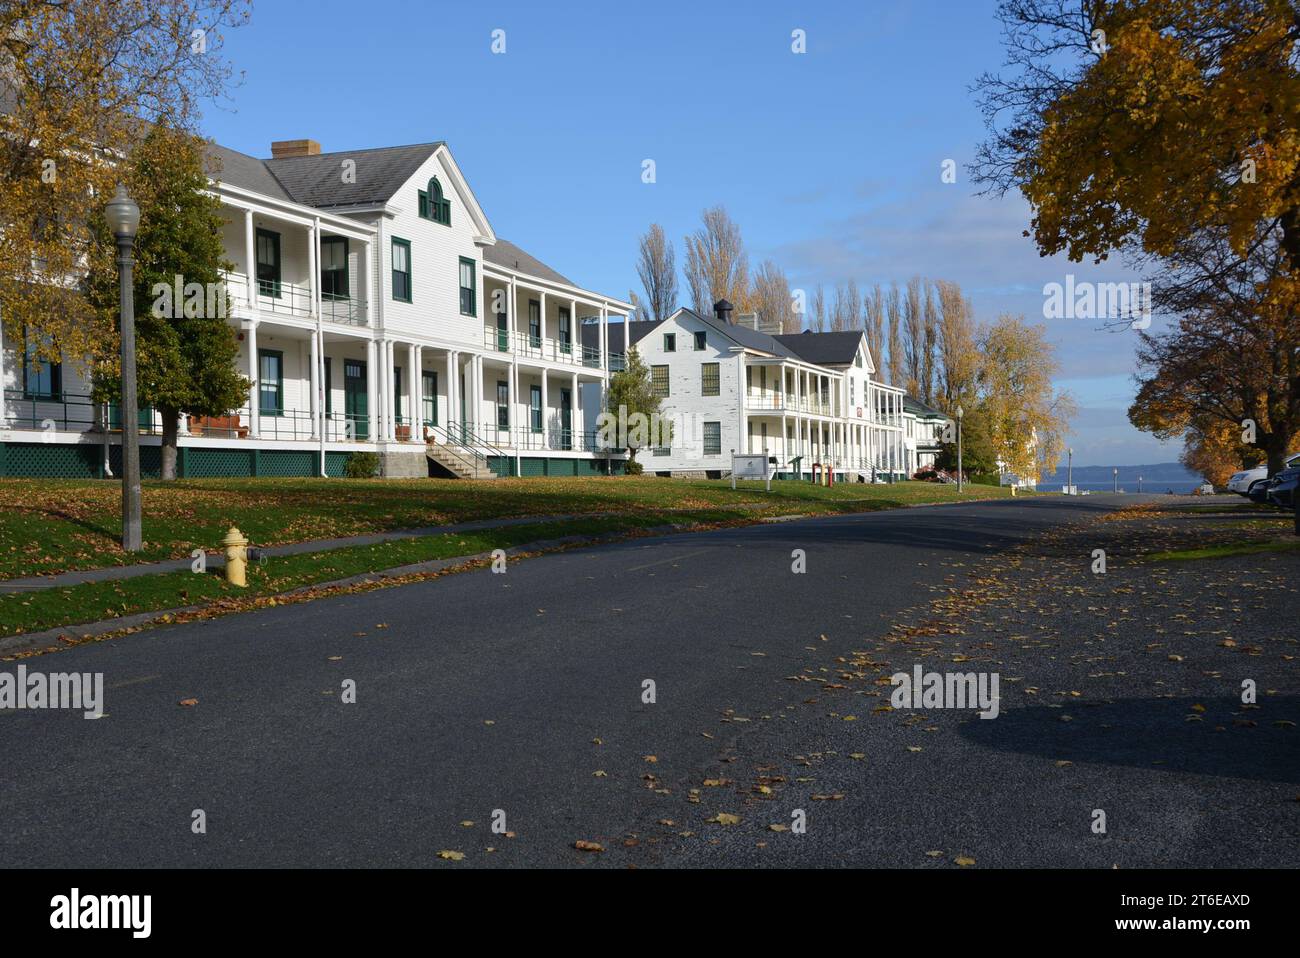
[
  {"x1": 530, "y1": 385, "x2": 543, "y2": 433},
  {"x1": 258, "y1": 349, "x2": 283, "y2": 416},
  {"x1": 558, "y1": 308, "x2": 572, "y2": 354},
  {"x1": 22, "y1": 338, "x2": 61, "y2": 400},
  {"x1": 422, "y1": 371, "x2": 438, "y2": 426},
  {"x1": 321, "y1": 237, "x2": 349, "y2": 299},
  {"x1": 528, "y1": 300, "x2": 541, "y2": 347},
  {"x1": 391, "y1": 238, "x2": 412, "y2": 303},
  {"x1": 693, "y1": 330, "x2": 707, "y2": 351},
  {"x1": 256, "y1": 228, "x2": 281, "y2": 298},
  {"x1": 663, "y1": 333, "x2": 676, "y2": 352},
  {"x1": 459, "y1": 257, "x2": 476, "y2": 316},
  {"x1": 496, "y1": 381, "x2": 510, "y2": 430}
]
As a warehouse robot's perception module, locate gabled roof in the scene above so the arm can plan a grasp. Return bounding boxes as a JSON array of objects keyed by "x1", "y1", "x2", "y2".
[
  {"x1": 773, "y1": 330, "x2": 866, "y2": 366},
  {"x1": 670, "y1": 307, "x2": 799, "y2": 359},
  {"x1": 904, "y1": 394, "x2": 948, "y2": 419},
  {"x1": 484, "y1": 238, "x2": 575, "y2": 287},
  {"x1": 263, "y1": 142, "x2": 443, "y2": 208},
  {"x1": 581, "y1": 318, "x2": 665, "y2": 355}
]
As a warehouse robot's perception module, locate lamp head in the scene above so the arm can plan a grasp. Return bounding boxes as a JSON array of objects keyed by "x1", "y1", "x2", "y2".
[{"x1": 105, "y1": 184, "x2": 140, "y2": 240}]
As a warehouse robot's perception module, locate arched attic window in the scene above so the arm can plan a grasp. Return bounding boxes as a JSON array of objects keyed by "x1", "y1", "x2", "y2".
[{"x1": 419, "y1": 176, "x2": 451, "y2": 226}]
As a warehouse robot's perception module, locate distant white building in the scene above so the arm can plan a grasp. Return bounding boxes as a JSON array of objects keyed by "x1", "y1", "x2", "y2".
[
  {"x1": 618, "y1": 301, "x2": 907, "y2": 480},
  {"x1": 901, "y1": 395, "x2": 951, "y2": 475}
]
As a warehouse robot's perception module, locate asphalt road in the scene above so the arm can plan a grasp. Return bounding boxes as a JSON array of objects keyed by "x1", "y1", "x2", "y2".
[{"x1": 1, "y1": 494, "x2": 1294, "y2": 868}]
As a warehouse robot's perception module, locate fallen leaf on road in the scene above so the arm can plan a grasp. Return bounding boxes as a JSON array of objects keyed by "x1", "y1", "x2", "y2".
[
  {"x1": 574, "y1": 840, "x2": 604, "y2": 852},
  {"x1": 708, "y1": 813, "x2": 741, "y2": 825},
  {"x1": 955, "y1": 856, "x2": 976, "y2": 867},
  {"x1": 179, "y1": 698, "x2": 198, "y2": 707},
  {"x1": 437, "y1": 850, "x2": 464, "y2": 861}
]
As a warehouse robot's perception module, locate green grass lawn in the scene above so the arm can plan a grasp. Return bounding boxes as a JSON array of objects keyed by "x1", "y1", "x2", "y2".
[
  {"x1": 0, "y1": 512, "x2": 740, "y2": 637},
  {"x1": 0, "y1": 476, "x2": 1020, "y2": 581}
]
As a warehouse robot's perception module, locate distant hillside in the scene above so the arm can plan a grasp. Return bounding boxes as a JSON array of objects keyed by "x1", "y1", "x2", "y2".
[{"x1": 1061, "y1": 462, "x2": 1202, "y2": 483}]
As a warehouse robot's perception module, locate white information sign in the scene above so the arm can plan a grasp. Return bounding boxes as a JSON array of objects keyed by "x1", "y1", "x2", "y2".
[{"x1": 732, "y1": 453, "x2": 775, "y2": 491}]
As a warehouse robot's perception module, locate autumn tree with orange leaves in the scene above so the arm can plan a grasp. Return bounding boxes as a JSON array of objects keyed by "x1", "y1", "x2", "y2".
[
  {"x1": 0, "y1": 0, "x2": 250, "y2": 370},
  {"x1": 972, "y1": 0, "x2": 1300, "y2": 476}
]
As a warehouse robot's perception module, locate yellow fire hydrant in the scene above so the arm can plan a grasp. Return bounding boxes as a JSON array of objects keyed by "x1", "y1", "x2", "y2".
[{"x1": 223, "y1": 526, "x2": 249, "y2": 587}]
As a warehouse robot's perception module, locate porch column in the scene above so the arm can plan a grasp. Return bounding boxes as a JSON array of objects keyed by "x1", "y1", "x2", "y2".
[
  {"x1": 570, "y1": 298, "x2": 578, "y2": 361},
  {"x1": 509, "y1": 278, "x2": 518, "y2": 348},
  {"x1": 243, "y1": 209, "x2": 256, "y2": 306},
  {"x1": 317, "y1": 327, "x2": 327, "y2": 441},
  {"x1": 540, "y1": 370, "x2": 549, "y2": 449},
  {"x1": 539, "y1": 291, "x2": 548, "y2": 359},
  {"x1": 507, "y1": 360, "x2": 517, "y2": 449},
  {"x1": 570, "y1": 372, "x2": 579, "y2": 450},
  {"x1": 386, "y1": 340, "x2": 398, "y2": 442},
  {"x1": 0, "y1": 318, "x2": 6, "y2": 425},
  {"x1": 247, "y1": 321, "x2": 259, "y2": 438},
  {"x1": 411, "y1": 344, "x2": 422, "y2": 440},
  {"x1": 309, "y1": 328, "x2": 320, "y2": 439},
  {"x1": 446, "y1": 350, "x2": 457, "y2": 437},
  {"x1": 471, "y1": 355, "x2": 482, "y2": 438},
  {"x1": 600, "y1": 304, "x2": 609, "y2": 369},
  {"x1": 366, "y1": 338, "x2": 378, "y2": 441}
]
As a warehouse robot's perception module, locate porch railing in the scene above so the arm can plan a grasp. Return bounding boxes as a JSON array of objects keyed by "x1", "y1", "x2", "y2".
[{"x1": 225, "y1": 272, "x2": 368, "y2": 326}]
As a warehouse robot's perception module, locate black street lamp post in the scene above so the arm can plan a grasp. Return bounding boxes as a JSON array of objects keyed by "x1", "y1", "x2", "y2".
[
  {"x1": 105, "y1": 185, "x2": 142, "y2": 552},
  {"x1": 956, "y1": 404, "x2": 964, "y2": 493}
]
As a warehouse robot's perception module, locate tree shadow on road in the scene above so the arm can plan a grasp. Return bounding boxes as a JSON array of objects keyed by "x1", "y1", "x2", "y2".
[{"x1": 959, "y1": 695, "x2": 1300, "y2": 784}]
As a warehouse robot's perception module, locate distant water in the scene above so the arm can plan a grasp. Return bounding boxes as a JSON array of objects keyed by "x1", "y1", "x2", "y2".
[{"x1": 1036, "y1": 480, "x2": 1204, "y2": 494}]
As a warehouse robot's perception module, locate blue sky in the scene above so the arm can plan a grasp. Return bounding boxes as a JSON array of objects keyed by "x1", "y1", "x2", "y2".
[{"x1": 201, "y1": 0, "x2": 1178, "y2": 469}]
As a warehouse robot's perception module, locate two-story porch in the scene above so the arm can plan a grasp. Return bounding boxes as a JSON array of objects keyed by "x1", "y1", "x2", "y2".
[{"x1": 738, "y1": 358, "x2": 906, "y2": 480}]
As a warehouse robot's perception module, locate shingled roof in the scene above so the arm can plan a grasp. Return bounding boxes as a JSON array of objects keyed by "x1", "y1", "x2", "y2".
[
  {"x1": 483, "y1": 238, "x2": 576, "y2": 287},
  {"x1": 205, "y1": 143, "x2": 292, "y2": 201},
  {"x1": 264, "y1": 142, "x2": 443, "y2": 208},
  {"x1": 773, "y1": 330, "x2": 865, "y2": 365}
]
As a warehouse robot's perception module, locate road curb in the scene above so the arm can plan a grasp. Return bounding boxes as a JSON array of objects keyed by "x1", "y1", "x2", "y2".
[{"x1": 0, "y1": 522, "x2": 695, "y2": 657}]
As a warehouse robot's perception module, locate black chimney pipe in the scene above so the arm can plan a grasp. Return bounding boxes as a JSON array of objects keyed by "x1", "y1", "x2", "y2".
[{"x1": 713, "y1": 299, "x2": 734, "y2": 324}]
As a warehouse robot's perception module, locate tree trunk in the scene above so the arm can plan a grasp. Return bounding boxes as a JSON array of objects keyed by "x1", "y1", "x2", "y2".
[
  {"x1": 1266, "y1": 437, "x2": 1288, "y2": 478},
  {"x1": 160, "y1": 407, "x2": 179, "y2": 480}
]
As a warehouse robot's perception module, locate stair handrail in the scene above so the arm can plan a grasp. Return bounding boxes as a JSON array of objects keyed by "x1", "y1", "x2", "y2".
[{"x1": 426, "y1": 423, "x2": 490, "y2": 476}]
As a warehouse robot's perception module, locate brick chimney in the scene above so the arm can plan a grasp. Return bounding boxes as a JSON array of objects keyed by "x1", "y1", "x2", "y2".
[{"x1": 271, "y1": 139, "x2": 321, "y2": 159}]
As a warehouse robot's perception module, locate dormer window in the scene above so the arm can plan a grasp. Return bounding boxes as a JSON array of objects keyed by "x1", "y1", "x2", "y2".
[{"x1": 418, "y1": 177, "x2": 451, "y2": 226}]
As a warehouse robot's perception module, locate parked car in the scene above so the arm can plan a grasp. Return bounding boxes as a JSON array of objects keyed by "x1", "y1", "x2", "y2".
[
  {"x1": 1265, "y1": 466, "x2": 1300, "y2": 509},
  {"x1": 1228, "y1": 453, "x2": 1300, "y2": 497}
]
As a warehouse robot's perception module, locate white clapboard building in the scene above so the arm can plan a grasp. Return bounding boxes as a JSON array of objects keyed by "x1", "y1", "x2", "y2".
[
  {"x1": 620, "y1": 301, "x2": 909, "y2": 481},
  {"x1": 0, "y1": 137, "x2": 631, "y2": 479}
]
